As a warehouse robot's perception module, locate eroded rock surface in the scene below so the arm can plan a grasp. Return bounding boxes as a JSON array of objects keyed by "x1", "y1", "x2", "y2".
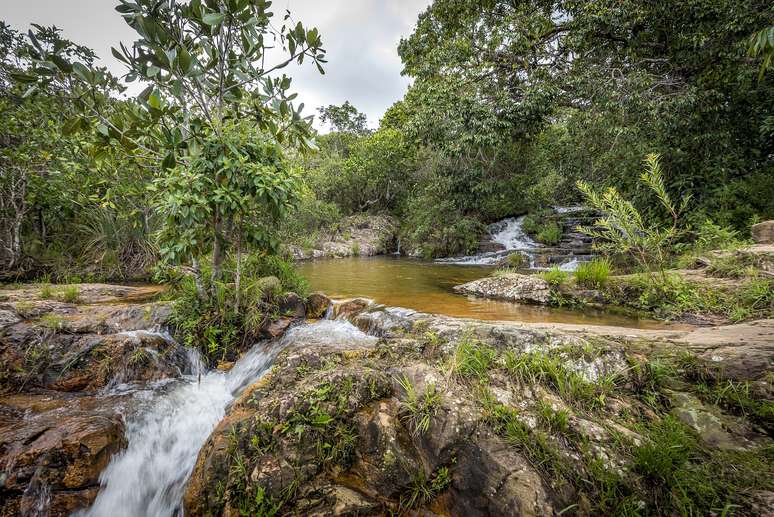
[
  {"x1": 185, "y1": 304, "x2": 774, "y2": 516},
  {"x1": 454, "y1": 273, "x2": 551, "y2": 305},
  {"x1": 0, "y1": 284, "x2": 183, "y2": 516}
]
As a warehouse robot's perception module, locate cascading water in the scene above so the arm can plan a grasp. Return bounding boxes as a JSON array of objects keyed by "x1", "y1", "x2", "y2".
[
  {"x1": 79, "y1": 319, "x2": 374, "y2": 517},
  {"x1": 435, "y1": 215, "x2": 542, "y2": 266},
  {"x1": 435, "y1": 210, "x2": 593, "y2": 271}
]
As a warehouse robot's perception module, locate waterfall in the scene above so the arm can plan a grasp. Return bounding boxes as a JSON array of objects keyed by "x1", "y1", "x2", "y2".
[
  {"x1": 78, "y1": 320, "x2": 374, "y2": 517},
  {"x1": 434, "y1": 215, "x2": 542, "y2": 266},
  {"x1": 435, "y1": 210, "x2": 592, "y2": 271}
]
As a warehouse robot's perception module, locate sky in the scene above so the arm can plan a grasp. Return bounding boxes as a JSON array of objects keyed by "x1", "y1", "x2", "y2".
[{"x1": 2, "y1": 0, "x2": 431, "y2": 130}]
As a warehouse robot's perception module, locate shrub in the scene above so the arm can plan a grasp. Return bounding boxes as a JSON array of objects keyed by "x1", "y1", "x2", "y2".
[
  {"x1": 577, "y1": 153, "x2": 690, "y2": 274},
  {"x1": 523, "y1": 212, "x2": 562, "y2": 245},
  {"x1": 536, "y1": 223, "x2": 562, "y2": 245},
  {"x1": 506, "y1": 252, "x2": 528, "y2": 269},
  {"x1": 573, "y1": 258, "x2": 612, "y2": 289},
  {"x1": 539, "y1": 266, "x2": 567, "y2": 286}
]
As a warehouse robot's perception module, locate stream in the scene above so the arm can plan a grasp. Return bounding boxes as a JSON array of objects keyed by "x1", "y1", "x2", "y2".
[{"x1": 78, "y1": 320, "x2": 375, "y2": 517}]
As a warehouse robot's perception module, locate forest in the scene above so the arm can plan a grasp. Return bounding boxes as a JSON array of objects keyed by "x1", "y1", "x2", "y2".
[{"x1": 1, "y1": 1, "x2": 774, "y2": 516}]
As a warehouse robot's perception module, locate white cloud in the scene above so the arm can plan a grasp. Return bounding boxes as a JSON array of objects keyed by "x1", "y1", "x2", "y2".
[{"x1": 3, "y1": 0, "x2": 430, "y2": 130}]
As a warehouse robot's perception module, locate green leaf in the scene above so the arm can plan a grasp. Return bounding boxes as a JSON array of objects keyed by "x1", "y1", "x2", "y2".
[
  {"x1": 9, "y1": 72, "x2": 37, "y2": 84},
  {"x1": 202, "y1": 13, "x2": 226, "y2": 26}
]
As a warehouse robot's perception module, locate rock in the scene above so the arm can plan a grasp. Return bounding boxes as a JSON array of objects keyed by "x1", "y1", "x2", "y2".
[
  {"x1": 278, "y1": 292, "x2": 306, "y2": 320},
  {"x1": 332, "y1": 297, "x2": 372, "y2": 320},
  {"x1": 0, "y1": 394, "x2": 127, "y2": 516},
  {"x1": 306, "y1": 292, "x2": 331, "y2": 319},
  {"x1": 288, "y1": 214, "x2": 398, "y2": 260},
  {"x1": 454, "y1": 273, "x2": 551, "y2": 304},
  {"x1": 261, "y1": 317, "x2": 293, "y2": 338},
  {"x1": 752, "y1": 220, "x2": 774, "y2": 244},
  {"x1": 0, "y1": 310, "x2": 20, "y2": 329}
]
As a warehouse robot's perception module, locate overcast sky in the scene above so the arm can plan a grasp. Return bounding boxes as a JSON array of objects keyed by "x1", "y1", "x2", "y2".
[{"x1": 2, "y1": 0, "x2": 430, "y2": 130}]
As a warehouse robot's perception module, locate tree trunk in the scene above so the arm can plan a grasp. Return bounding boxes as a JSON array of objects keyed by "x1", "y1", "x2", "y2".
[
  {"x1": 191, "y1": 256, "x2": 207, "y2": 301},
  {"x1": 210, "y1": 210, "x2": 224, "y2": 289}
]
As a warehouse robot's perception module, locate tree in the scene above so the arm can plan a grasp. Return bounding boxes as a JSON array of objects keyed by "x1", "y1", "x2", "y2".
[
  {"x1": 398, "y1": 0, "x2": 774, "y2": 227},
  {"x1": 18, "y1": 0, "x2": 326, "y2": 293},
  {"x1": 0, "y1": 23, "x2": 101, "y2": 273},
  {"x1": 317, "y1": 101, "x2": 368, "y2": 134}
]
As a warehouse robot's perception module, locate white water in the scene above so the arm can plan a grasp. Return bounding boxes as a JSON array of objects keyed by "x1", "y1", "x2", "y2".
[
  {"x1": 436, "y1": 212, "x2": 590, "y2": 271},
  {"x1": 435, "y1": 216, "x2": 542, "y2": 266},
  {"x1": 80, "y1": 319, "x2": 374, "y2": 517}
]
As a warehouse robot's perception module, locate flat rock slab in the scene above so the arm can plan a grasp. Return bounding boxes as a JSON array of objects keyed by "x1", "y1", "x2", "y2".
[{"x1": 454, "y1": 273, "x2": 551, "y2": 304}]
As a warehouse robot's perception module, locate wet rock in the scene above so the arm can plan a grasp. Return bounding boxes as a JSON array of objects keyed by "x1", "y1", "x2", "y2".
[
  {"x1": 752, "y1": 220, "x2": 774, "y2": 244},
  {"x1": 261, "y1": 317, "x2": 293, "y2": 338},
  {"x1": 306, "y1": 292, "x2": 332, "y2": 319},
  {"x1": 0, "y1": 394, "x2": 127, "y2": 516},
  {"x1": 333, "y1": 297, "x2": 372, "y2": 320},
  {"x1": 278, "y1": 292, "x2": 306, "y2": 320},
  {"x1": 454, "y1": 273, "x2": 551, "y2": 304}
]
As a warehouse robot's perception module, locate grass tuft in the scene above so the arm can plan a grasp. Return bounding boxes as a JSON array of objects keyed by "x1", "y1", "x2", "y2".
[{"x1": 573, "y1": 258, "x2": 612, "y2": 289}]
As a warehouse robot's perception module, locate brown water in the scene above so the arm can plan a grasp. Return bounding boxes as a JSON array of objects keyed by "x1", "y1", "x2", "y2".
[{"x1": 298, "y1": 256, "x2": 683, "y2": 330}]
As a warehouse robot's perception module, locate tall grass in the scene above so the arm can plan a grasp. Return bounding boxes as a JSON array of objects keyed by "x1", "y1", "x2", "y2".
[{"x1": 573, "y1": 258, "x2": 612, "y2": 289}]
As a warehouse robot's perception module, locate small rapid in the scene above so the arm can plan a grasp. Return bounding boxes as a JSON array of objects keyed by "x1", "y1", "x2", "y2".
[
  {"x1": 80, "y1": 319, "x2": 373, "y2": 517},
  {"x1": 435, "y1": 215, "x2": 543, "y2": 266},
  {"x1": 435, "y1": 212, "x2": 591, "y2": 270}
]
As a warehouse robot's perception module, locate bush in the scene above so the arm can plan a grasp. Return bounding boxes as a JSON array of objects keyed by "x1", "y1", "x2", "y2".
[
  {"x1": 522, "y1": 212, "x2": 562, "y2": 246},
  {"x1": 536, "y1": 223, "x2": 562, "y2": 245},
  {"x1": 170, "y1": 254, "x2": 307, "y2": 363},
  {"x1": 506, "y1": 253, "x2": 528, "y2": 269},
  {"x1": 573, "y1": 258, "x2": 612, "y2": 289}
]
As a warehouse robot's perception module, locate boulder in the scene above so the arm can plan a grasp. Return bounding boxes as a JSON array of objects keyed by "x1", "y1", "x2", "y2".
[
  {"x1": 453, "y1": 273, "x2": 552, "y2": 304},
  {"x1": 0, "y1": 394, "x2": 127, "y2": 516},
  {"x1": 752, "y1": 220, "x2": 774, "y2": 244},
  {"x1": 278, "y1": 292, "x2": 306, "y2": 320},
  {"x1": 306, "y1": 292, "x2": 332, "y2": 319}
]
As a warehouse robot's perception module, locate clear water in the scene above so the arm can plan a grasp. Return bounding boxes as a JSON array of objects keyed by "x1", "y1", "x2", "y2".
[
  {"x1": 298, "y1": 256, "x2": 682, "y2": 330},
  {"x1": 79, "y1": 320, "x2": 373, "y2": 517}
]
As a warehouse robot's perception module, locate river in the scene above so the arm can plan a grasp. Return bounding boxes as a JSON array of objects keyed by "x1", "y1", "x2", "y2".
[{"x1": 298, "y1": 256, "x2": 676, "y2": 330}]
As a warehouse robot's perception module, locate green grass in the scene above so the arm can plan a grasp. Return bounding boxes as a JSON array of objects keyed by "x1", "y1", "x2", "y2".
[
  {"x1": 58, "y1": 285, "x2": 80, "y2": 303},
  {"x1": 396, "y1": 374, "x2": 442, "y2": 436},
  {"x1": 503, "y1": 350, "x2": 612, "y2": 409},
  {"x1": 39, "y1": 284, "x2": 54, "y2": 300},
  {"x1": 450, "y1": 335, "x2": 497, "y2": 381},
  {"x1": 573, "y1": 258, "x2": 612, "y2": 289},
  {"x1": 351, "y1": 242, "x2": 360, "y2": 256},
  {"x1": 539, "y1": 266, "x2": 568, "y2": 286},
  {"x1": 400, "y1": 465, "x2": 451, "y2": 510},
  {"x1": 39, "y1": 313, "x2": 65, "y2": 329}
]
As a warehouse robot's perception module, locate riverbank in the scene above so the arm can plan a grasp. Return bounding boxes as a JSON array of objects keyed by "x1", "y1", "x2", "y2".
[{"x1": 2, "y1": 283, "x2": 772, "y2": 515}]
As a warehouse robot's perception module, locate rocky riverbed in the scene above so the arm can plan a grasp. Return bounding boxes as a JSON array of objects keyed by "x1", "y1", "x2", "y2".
[{"x1": 1, "y1": 284, "x2": 772, "y2": 516}]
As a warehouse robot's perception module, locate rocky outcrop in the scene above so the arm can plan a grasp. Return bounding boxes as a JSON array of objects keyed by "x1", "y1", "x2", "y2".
[
  {"x1": 288, "y1": 214, "x2": 398, "y2": 260},
  {"x1": 0, "y1": 394, "x2": 127, "y2": 516},
  {"x1": 0, "y1": 284, "x2": 185, "y2": 516},
  {"x1": 185, "y1": 304, "x2": 774, "y2": 516},
  {"x1": 752, "y1": 220, "x2": 774, "y2": 244},
  {"x1": 454, "y1": 273, "x2": 552, "y2": 304}
]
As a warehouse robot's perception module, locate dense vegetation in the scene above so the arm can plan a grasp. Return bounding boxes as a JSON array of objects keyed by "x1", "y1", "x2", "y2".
[
  {"x1": 294, "y1": 0, "x2": 773, "y2": 258},
  {"x1": 1, "y1": 1, "x2": 772, "y2": 303}
]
